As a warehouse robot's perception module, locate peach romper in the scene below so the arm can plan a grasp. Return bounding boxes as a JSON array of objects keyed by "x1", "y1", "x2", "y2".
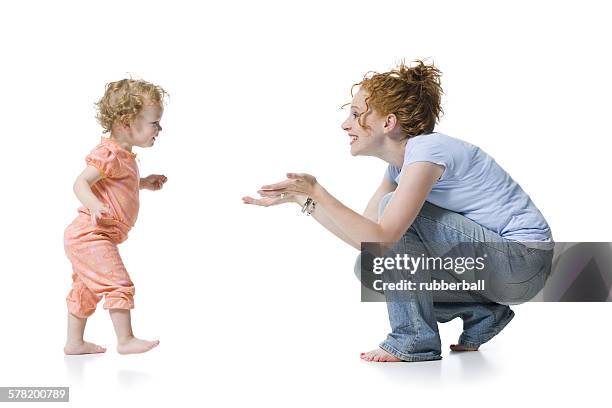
[{"x1": 64, "y1": 137, "x2": 140, "y2": 318}]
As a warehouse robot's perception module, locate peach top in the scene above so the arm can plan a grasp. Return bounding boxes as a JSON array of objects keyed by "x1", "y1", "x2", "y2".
[{"x1": 78, "y1": 137, "x2": 140, "y2": 228}]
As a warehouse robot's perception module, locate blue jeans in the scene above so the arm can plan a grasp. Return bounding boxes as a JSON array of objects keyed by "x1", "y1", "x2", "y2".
[{"x1": 375, "y1": 192, "x2": 553, "y2": 362}]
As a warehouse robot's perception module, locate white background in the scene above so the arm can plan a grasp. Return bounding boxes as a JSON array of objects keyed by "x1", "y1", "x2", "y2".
[{"x1": 0, "y1": 0, "x2": 610, "y2": 406}]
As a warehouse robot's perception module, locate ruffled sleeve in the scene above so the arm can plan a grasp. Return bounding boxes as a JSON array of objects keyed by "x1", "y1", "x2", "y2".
[{"x1": 85, "y1": 145, "x2": 120, "y2": 178}]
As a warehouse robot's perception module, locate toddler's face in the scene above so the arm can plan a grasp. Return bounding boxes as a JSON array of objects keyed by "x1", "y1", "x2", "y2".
[{"x1": 129, "y1": 105, "x2": 163, "y2": 148}]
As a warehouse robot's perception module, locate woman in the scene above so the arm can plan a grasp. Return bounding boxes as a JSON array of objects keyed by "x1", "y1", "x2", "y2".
[{"x1": 243, "y1": 60, "x2": 554, "y2": 362}]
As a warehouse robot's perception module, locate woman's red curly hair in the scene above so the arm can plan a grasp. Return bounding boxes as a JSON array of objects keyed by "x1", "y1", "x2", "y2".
[{"x1": 352, "y1": 59, "x2": 443, "y2": 138}]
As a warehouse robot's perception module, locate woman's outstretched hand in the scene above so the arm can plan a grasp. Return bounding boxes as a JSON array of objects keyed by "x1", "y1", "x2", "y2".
[
  {"x1": 260, "y1": 173, "x2": 319, "y2": 197},
  {"x1": 242, "y1": 193, "x2": 302, "y2": 207},
  {"x1": 242, "y1": 173, "x2": 319, "y2": 207}
]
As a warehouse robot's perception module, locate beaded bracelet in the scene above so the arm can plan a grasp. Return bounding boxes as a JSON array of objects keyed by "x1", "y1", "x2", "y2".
[{"x1": 301, "y1": 197, "x2": 316, "y2": 216}]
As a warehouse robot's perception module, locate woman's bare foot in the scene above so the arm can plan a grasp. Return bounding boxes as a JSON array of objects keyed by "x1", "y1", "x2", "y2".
[
  {"x1": 360, "y1": 348, "x2": 403, "y2": 362},
  {"x1": 450, "y1": 344, "x2": 479, "y2": 352},
  {"x1": 64, "y1": 341, "x2": 107, "y2": 355},
  {"x1": 117, "y1": 336, "x2": 160, "y2": 355}
]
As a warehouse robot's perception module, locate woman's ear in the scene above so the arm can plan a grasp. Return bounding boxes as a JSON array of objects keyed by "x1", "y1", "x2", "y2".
[{"x1": 383, "y1": 113, "x2": 397, "y2": 133}]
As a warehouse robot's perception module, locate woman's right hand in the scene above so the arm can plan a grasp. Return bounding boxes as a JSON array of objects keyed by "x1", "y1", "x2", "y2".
[
  {"x1": 242, "y1": 193, "x2": 306, "y2": 208},
  {"x1": 89, "y1": 201, "x2": 111, "y2": 226}
]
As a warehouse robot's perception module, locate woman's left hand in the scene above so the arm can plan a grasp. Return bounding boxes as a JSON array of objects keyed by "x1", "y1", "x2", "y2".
[{"x1": 257, "y1": 173, "x2": 320, "y2": 199}]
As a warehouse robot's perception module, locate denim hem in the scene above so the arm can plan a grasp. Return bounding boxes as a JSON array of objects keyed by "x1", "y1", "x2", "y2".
[
  {"x1": 379, "y1": 342, "x2": 442, "y2": 362},
  {"x1": 459, "y1": 309, "x2": 515, "y2": 347},
  {"x1": 455, "y1": 341, "x2": 481, "y2": 349}
]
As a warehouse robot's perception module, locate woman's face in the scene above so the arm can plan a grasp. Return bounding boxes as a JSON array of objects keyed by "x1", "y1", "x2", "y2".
[{"x1": 341, "y1": 89, "x2": 385, "y2": 157}]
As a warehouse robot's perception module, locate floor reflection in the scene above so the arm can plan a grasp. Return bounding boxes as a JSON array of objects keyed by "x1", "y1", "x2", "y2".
[
  {"x1": 370, "y1": 357, "x2": 443, "y2": 383},
  {"x1": 366, "y1": 348, "x2": 500, "y2": 384},
  {"x1": 64, "y1": 354, "x2": 154, "y2": 388},
  {"x1": 450, "y1": 349, "x2": 497, "y2": 379},
  {"x1": 117, "y1": 370, "x2": 153, "y2": 388},
  {"x1": 64, "y1": 354, "x2": 105, "y2": 384}
]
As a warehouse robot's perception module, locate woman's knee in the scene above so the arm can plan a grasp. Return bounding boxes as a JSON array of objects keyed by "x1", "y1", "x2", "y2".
[
  {"x1": 377, "y1": 192, "x2": 395, "y2": 221},
  {"x1": 378, "y1": 193, "x2": 439, "y2": 227}
]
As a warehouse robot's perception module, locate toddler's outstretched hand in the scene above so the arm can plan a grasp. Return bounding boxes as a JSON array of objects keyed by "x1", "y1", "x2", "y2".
[{"x1": 140, "y1": 174, "x2": 168, "y2": 191}]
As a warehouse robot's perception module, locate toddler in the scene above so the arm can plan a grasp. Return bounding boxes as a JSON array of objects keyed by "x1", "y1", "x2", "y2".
[{"x1": 63, "y1": 79, "x2": 168, "y2": 355}]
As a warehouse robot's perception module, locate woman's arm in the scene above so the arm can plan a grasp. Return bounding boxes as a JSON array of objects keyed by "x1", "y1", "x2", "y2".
[
  {"x1": 307, "y1": 176, "x2": 396, "y2": 249},
  {"x1": 313, "y1": 163, "x2": 442, "y2": 243},
  {"x1": 259, "y1": 162, "x2": 443, "y2": 245},
  {"x1": 315, "y1": 163, "x2": 443, "y2": 243},
  {"x1": 244, "y1": 176, "x2": 396, "y2": 250},
  {"x1": 293, "y1": 196, "x2": 361, "y2": 250}
]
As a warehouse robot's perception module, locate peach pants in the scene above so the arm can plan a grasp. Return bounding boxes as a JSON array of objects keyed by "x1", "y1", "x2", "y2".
[{"x1": 64, "y1": 212, "x2": 135, "y2": 318}]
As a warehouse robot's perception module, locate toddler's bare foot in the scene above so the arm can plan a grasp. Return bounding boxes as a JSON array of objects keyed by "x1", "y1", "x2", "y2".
[
  {"x1": 360, "y1": 348, "x2": 403, "y2": 362},
  {"x1": 450, "y1": 344, "x2": 479, "y2": 352},
  {"x1": 117, "y1": 336, "x2": 159, "y2": 355},
  {"x1": 64, "y1": 341, "x2": 107, "y2": 355}
]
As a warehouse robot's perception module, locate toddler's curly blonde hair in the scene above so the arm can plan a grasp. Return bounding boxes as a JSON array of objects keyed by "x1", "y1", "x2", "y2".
[{"x1": 95, "y1": 79, "x2": 167, "y2": 133}]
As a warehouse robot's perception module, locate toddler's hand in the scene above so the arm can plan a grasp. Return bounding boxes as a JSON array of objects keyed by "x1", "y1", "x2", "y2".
[
  {"x1": 141, "y1": 174, "x2": 168, "y2": 191},
  {"x1": 89, "y1": 202, "x2": 111, "y2": 226}
]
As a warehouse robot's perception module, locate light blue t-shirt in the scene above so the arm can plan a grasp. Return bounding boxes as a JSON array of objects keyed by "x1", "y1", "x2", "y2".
[{"x1": 385, "y1": 132, "x2": 553, "y2": 249}]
